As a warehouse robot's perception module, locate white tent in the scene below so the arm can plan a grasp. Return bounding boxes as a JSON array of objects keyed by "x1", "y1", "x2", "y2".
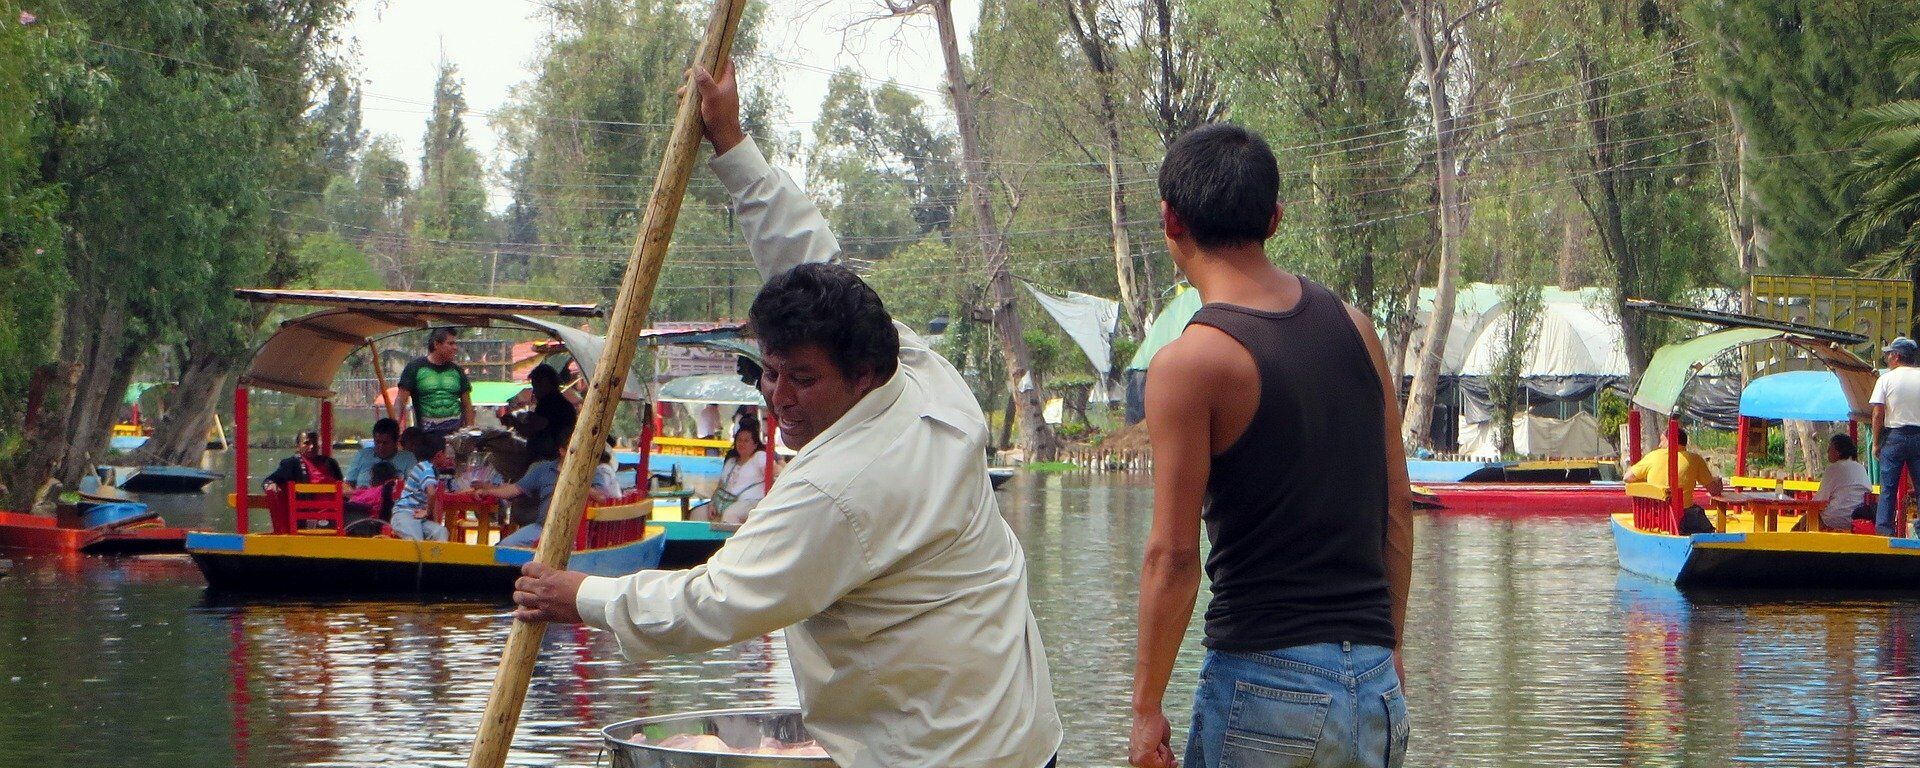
[{"x1": 1457, "y1": 301, "x2": 1629, "y2": 379}]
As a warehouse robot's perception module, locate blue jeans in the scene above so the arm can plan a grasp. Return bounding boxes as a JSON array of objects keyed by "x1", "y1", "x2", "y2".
[
  {"x1": 497, "y1": 521, "x2": 541, "y2": 548},
  {"x1": 1878, "y1": 428, "x2": 1920, "y2": 536},
  {"x1": 389, "y1": 512, "x2": 448, "y2": 542},
  {"x1": 1185, "y1": 643, "x2": 1408, "y2": 768}
]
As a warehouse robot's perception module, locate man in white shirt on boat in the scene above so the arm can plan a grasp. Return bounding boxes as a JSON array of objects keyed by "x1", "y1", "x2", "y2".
[
  {"x1": 1871, "y1": 336, "x2": 1920, "y2": 536},
  {"x1": 508, "y1": 61, "x2": 1061, "y2": 768}
]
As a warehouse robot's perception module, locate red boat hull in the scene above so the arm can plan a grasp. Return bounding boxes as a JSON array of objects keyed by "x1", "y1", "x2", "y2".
[
  {"x1": 0, "y1": 511, "x2": 188, "y2": 554},
  {"x1": 1418, "y1": 484, "x2": 1712, "y2": 517}
]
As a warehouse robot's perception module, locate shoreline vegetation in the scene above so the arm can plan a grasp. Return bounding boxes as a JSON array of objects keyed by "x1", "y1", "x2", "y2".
[{"x1": 11, "y1": 1, "x2": 1920, "y2": 508}]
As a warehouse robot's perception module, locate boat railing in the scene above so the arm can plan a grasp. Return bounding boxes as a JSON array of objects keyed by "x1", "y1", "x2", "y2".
[{"x1": 1626, "y1": 482, "x2": 1678, "y2": 534}]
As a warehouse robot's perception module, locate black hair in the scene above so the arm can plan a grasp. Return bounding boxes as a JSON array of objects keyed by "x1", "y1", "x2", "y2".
[
  {"x1": 749, "y1": 263, "x2": 899, "y2": 383},
  {"x1": 300, "y1": 430, "x2": 320, "y2": 445},
  {"x1": 372, "y1": 418, "x2": 400, "y2": 438},
  {"x1": 529, "y1": 364, "x2": 558, "y2": 387},
  {"x1": 399, "y1": 426, "x2": 424, "y2": 450},
  {"x1": 416, "y1": 432, "x2": 446, "y2": 461},
  {"x1": 1831, "y1": 433, "x2": 1858, "y2": 460},
  {"x1": 369, "y1": 461, "x2": 399, "y2": 485},
  {"x1": 428, "y1": 327, "x2": 458, "y2": 350},
  {"x1": 527, "y1": 433, "x2": 560, "y2": 461},
  {"x1": 1158, "y1": 123, "x2": 1281, "y2": 248},
  {"x1": 1673, "y1": 429, "x2": 1689, "y2": 447},
  {"x1": 725, "y1": 422, "x2": 763, "y2": 464}
]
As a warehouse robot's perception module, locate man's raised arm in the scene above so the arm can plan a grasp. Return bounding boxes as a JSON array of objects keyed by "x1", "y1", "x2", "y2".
[{"x1": 692, "y1": 63, "x2": 838, "y2": 280}]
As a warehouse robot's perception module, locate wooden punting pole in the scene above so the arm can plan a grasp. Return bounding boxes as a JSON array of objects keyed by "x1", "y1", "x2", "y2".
[{"x1": 465, "y1": 2, "x2": 748, "y2": 766}]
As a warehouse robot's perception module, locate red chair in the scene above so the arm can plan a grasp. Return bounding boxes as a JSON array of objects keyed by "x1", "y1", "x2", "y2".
[{"x1": 278, "y1": 482, "x2": 345, "y2": 535}]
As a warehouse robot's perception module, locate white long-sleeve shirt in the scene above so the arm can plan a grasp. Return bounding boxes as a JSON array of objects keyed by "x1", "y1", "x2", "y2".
[{"x1": 575, "y1": 138, "x2": 1061, "y2": 768}]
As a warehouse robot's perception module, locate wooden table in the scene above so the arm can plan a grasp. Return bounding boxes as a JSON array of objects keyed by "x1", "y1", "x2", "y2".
[
  {"x1": 1709, "y1": 494, "x2": 1829, "y2": 533},
  {"x1": 437, "y1": 490, "x2": 506, "y2": 545}
]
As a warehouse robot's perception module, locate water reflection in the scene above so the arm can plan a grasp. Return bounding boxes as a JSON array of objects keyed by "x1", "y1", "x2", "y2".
[{"x1": 3, "y1": 474, "x2": 1919, "y2": 766}]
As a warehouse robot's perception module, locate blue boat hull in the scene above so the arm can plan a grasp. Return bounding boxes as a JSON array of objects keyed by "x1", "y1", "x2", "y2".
[{"x1": 1612, "y1": 516, "x2": 1920, "y2": 588}]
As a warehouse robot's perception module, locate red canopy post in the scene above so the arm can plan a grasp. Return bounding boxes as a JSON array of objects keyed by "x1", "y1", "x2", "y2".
[
  {"x1": 1666, "y1": 416, "x2": 1684, "y2": 533},
  {"x1": 319, "y1": 400, "x2": 334, "y2": 458},
  {"x1": 235, "y1": 385, "x2": 250, "y2": 534},
  {"x1": 637, "y1": 401, "x2": 657, "y2": 491},
  {"x1": 1628, "y1": 408, "x2": 1643, "y2": 464},
  {"x1": 1736, "y1": 415, "x2": 1750, "y2": 477},
  {"x1": 764, "y1": 417, "x2": 777, "y2": 494}
]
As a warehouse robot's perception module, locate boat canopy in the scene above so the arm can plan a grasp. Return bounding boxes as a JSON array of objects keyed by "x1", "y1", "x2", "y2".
[
  {"x1": 657, "y1": 373, "x2": 763, "y2": 406},
  {"x1": 1739, "y1": 370, "x2": 1853, "y2": 421},
  {"x1": 236, "y1": 289, "x2": 647, "y2": 400},
  {"x1": 1632, "y1": 327, "x2": 1877, "y2": 419}
]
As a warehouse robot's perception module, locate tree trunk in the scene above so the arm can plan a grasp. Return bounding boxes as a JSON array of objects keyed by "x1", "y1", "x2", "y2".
[
  {"x1": 1574, "y1": 47, "x2": 1646, "y2": 379},
  {"x1": 1061, "y1": 0, "x2": 1149, "y2": 335},
  {"x1": 931, "y1": 0, "x2": 1061, "y2": 461},
  {"x1": 1399, "y1": 0, "x2": 1466, "y2": 451},
  {"x1": 126, "y1": 348, "x2": 234, "y2": 467}
]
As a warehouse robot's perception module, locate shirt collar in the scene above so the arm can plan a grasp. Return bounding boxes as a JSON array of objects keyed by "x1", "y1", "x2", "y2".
[{"x1": 790, "y1": 366, "x2": 906, "y2": 460}]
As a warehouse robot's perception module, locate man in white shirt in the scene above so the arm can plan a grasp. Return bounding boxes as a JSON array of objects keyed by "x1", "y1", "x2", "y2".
[
  {"x1": 508, "y1": 61, "x2": 1061, "y2": 768},
  {"x1": 1871, "y1": 336, "x2": 1920, "y2": 536}
]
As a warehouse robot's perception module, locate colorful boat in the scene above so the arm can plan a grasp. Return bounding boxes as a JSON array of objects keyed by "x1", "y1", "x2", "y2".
[
  {"x1": 1610, "y1": 313, "x2": 1920, "y2": 587},
  {"x1": 95, "y1": 464, "x2": 222, "y2": 494},
  {"x1": 1411, "y1": 459, "x2": 1640, "y2": 515},
  {"x1": 184, "y1": 288, "x2": 745, "y2": 596},
  {"x1": 0, "y1": 509, "x2": 188, "y2": 555},
  {"x1": 186, "y1": 527, "x2": 670, "y2": 594}
]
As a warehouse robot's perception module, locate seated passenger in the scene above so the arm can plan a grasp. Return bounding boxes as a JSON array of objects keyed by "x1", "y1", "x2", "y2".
[
  {"x1": 344, "y1": 417, "x2": 416, "y2": 489},
  {"x1": 590, "y1": 438, "x2": 623, "y2": 503},
  {"x1": 1625, "y1": 428, "x2": 1723, "y2": 534},
  {"x1": 344, "y1": 461, "x2": 400, "y2": 534},
  {"x1": 472, "y1": 435, "x2": 562, "y2": 549},
  {"x1": 262, "y1": 431, "x2": 343, "y2": 493},
  {"x1": 1814, "y1": 433, "x2": 1872, "y2": 532},
  {"x1": 389, "y1": 433, "x2": 452, "y2": 542},
  {"x1": 694, "y1": 423, "x2": 776, "y2": 525}
]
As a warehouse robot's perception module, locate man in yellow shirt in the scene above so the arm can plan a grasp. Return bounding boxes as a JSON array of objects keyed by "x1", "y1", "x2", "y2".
[{"x1": 1626, "y1": 428, "x2": 1724, "y2": 498}]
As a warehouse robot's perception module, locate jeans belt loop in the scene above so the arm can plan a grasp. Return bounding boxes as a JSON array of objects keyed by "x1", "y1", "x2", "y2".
[{"x1": 1342, "y1": 641, "x2": 1352, "y2": 652}]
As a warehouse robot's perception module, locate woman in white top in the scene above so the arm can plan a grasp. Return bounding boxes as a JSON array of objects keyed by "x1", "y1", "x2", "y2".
[
  {"x1": 713, "y1": 423, "x2": 775, "y2": 524},
  {"x1": 1815, "y1": 433, "x2": 1872, "y2": 531}
]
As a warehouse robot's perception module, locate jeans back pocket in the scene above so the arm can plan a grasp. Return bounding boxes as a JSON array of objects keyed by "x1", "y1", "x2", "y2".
[
  {"x1": 1381, "y1": 687, "x2": 1410, "y2": 768},
  {"x1": 1221, "y1": 680, "x2": 1330, "y2": 768}
]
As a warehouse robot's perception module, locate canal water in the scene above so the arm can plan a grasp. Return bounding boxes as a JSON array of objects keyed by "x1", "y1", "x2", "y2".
[{"x1": 3, "y1": 472, "x2": 1919, "y2": 766}]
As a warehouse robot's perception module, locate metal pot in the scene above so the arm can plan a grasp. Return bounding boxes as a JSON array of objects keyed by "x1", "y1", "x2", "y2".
[{"x1": 601, "y1": 707, "x2": 834, "y2": 768}]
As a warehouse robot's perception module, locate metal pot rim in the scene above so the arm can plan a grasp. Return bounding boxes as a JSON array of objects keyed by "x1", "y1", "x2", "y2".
[{"x1": 602, "y1": 706, "x2": 829, "y2": 762}]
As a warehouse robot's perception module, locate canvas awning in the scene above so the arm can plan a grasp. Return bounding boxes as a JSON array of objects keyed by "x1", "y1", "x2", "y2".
[
  {"x1": 1632, "y1": 328, "x2": 1877, "y2": 419},
  {"x1": 657, "y1": 373, "x2": 764, "y2": 406},
  {"x1": 237, "y1": 289, "x2": 640, "y2": 400},
  {"x1": 234, "y1": 288, "x2": 600, "y2": 319}
]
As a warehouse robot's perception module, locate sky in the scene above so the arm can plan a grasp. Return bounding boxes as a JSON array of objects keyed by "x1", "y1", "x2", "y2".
[{"x1": 343, "y1": 0, "x2": 979, "y2": 210}]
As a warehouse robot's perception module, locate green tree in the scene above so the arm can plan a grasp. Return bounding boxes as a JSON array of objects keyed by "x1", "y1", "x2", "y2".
[
  {"x1": 412, "y1": 57, "x2": 494, "y2": 290},
  {"x1": 7, "y1": 0, "x2": 353, "y2": 504},
  {"x1": 1840, "y1": 30, "x2": 1920, "y2": 318},
  {"x1": 808, "y1": 69, "x2": 960, "y2": 262},
  {"x1": 1689, "y1": 0, "x2": 1920, "y2": 274}
]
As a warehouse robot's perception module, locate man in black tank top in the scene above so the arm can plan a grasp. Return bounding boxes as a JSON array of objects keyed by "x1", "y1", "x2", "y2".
[{"x1": 1128, "y1": 125, "x2": 1415, "y2": 768}]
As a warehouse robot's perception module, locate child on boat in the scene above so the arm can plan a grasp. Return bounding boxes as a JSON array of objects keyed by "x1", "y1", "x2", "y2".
[
  {"x1": 390, "y1": 433, "x2": 451, "y2": 542},
  {"x1": 344, "y1": 461, "x2": 401, "y2": 535}
]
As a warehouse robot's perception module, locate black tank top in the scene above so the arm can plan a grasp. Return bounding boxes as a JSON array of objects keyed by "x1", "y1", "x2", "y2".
[{"x1": 1186, "y1": 278, "x2": 1396, "y2": 652}]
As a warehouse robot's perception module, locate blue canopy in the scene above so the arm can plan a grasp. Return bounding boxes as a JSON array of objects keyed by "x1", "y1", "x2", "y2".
[{"x1": 1739, "y1": 370, "x2": 1853, "y2": 421}]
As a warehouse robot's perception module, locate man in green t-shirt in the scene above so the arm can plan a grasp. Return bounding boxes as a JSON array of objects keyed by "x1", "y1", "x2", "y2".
[{"x1": 395, "y1": 327, "x2": 473, "y2": 437}]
